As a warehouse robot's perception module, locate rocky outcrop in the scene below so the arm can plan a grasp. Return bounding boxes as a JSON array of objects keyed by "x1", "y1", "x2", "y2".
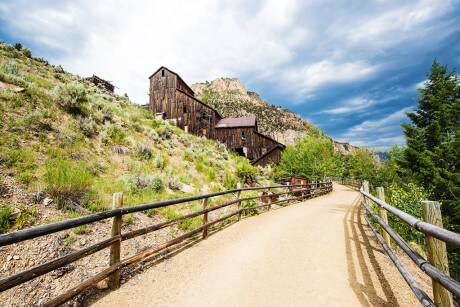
[{"x1": 192, "y1": 78, "x2": 356, "y2": 154}]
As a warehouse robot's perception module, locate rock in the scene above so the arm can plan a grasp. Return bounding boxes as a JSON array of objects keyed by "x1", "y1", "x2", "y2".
[
  {"x1": 30, "y1": 191, "x2": 45, "y2": 204},
  {"x1": 180, "y1": 184, "x2": 194, "y2": 193},
  {"x1": 79, "y1": 239, "x2": 87, "y2": 246},
  {"x1": 13, "y1": 255, "x2": 20, "y2": 260},
  {"x1": 43, "y1": 197, "x2": 53, "y2": 206},
  {"x1": 96, "y1": 279, "x2": 108, "y2": 290},
  {"x1": 7, "y1": 255, "x2": 12, "y2": 261}
]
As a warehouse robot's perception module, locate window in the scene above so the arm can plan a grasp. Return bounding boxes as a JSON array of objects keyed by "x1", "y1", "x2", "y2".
[
  {"x1": 241, "y1": 131, "x2": 246, "y2": 141},
  {"x1": 183, "y1": 105, "x2": 187, "y2": 113},
  {"x1": 161, "y1": 69, "x2": 165, "y2": 77}
]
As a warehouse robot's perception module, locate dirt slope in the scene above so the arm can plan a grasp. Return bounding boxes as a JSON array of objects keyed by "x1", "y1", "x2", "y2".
[{"x1": 94, "y1": 184, "x2": 431, "y2": 307}]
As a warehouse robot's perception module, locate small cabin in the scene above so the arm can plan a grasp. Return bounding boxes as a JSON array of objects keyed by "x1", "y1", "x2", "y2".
[
  {"x1": 85, "y1": 75, "x2": 115, "y2": 93},
  {"x1": 289, "y1": 176, "x2": 310, "y2": 196}
]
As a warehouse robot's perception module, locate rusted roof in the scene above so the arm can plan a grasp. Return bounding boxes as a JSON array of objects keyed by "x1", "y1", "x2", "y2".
[{"x1": 215, "y1": 116, "x2": 256, "y2": 128}]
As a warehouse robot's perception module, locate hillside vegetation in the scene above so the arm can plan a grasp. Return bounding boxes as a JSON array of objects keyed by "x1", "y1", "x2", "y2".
[{"x1": 0, "y1": 42, "x2": 263, "y2": 233}]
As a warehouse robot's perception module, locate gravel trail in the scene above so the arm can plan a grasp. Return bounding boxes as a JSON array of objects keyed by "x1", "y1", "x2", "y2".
[{"x1": 94, "y1": 183, "x2": 429, "y2": 306}]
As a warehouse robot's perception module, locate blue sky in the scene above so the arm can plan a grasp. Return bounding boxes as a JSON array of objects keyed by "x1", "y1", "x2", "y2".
[{"x1": 1, "y1": 0, "x2": 459, "y2": 148}]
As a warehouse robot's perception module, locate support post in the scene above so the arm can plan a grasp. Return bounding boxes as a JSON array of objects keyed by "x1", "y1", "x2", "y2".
[
  {"x1": 362, "y1": 180, "x2": 369, "y2": 194},
  {"x1": 421, "y1": 201, "x2": 453, "y2": 307},
  {"x1": 109, "y1": 192, "x2": 122, "y2": 290},
  {"x1": 376, "y1": 187, "x2": 391, "y2": 246},
  {"x1": 267, "y1": 189, "x2": 272, "y2": 211},
  {"x1": 236, "y1": 183, "x2": 242, "y2": 221},
  {"x1": 202, "y1": 187, "x2": 209, "y2": 239}
]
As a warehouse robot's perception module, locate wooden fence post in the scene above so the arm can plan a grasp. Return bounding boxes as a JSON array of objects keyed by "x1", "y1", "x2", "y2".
[
  {"x1": 267, "y1": 189, "x2": 272, "y2": 211},
  {"x1": 421, "y1": 201, "x2": 453, "y2": 307},
  {"x1": 236, "y1": 183, "x2": 242, "y2": 221},
  {"x1": 362, "y1": 180, "x2": 369, "y2": 194},
  {"x1": 202, "y1": 187, "x2": 209, "y2": 239},
  {"x1": 109, "y1": 192, "x2": 123, "y2": 290},
  {"x1": 376, "y1": 187, "x2": 391, "y2": 247}
]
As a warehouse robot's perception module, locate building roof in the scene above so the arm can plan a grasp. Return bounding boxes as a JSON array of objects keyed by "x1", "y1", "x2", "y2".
[
  {"x1": 215, "y1": 116, "x2": 257, "y2": 128},
  {"x1": 148, "y1": 66, "x2": 195, "y2": 95}
]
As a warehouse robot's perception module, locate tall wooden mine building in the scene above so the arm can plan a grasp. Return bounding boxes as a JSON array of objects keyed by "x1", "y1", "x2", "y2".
[{"x1": 148, "y1": 66, "x2": 285, "y2": 166}]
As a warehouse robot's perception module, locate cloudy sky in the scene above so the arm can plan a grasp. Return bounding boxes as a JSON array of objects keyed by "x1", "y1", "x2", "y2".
[{"x1": 1, "y1": 0, "x2": 459, "y2": 148}]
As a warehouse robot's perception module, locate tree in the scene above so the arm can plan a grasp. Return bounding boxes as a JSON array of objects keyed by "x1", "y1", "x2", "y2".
[
  {"x1": 275, "y1": 134, "x2": 342, "y2": 180},
  {"x1": 399, "y1": 60, "x2": 459, "y2": 207},
  {"x1": 399, "y1": 60, "x2": 460, "y2": 276}
]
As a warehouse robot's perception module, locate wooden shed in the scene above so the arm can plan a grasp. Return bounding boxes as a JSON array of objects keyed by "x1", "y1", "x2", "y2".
[
  {"x1": 85, "y1": 75, "x2": 114, "y2": 93},
  {"x1": 148, "y1": 66, "x2": 285, "y2": 166}
]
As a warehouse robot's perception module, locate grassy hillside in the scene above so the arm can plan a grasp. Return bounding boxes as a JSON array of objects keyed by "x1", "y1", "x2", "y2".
[{"x1": 0, "y1": 42, "x2": 265, "y2": 233}]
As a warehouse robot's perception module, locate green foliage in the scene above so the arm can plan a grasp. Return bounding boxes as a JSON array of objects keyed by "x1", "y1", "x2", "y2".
[
  {"x1": 235, "y1": 158, "x2": 259, "y2": 183},
  {"x1": 342, "y1": 149, "x2": 377, "y2": 183},
  {"x1": 102, "y1": 124, "x2": 127, "y2": 145},
  {"x1": 0, "y1": 148, "x2": 36, "y2": 171},
  {"x1": 14, "y1": 205, "x2": 38, "y2": 229},
  {"x1": 44, "y1": 158, "x2": 93, "y2": 206},
  {"x1": 276, "y1": 135, "x2": 342, "y2": 180},
  {"x1": 55, "y1": 81, "x2": 88, "y2": 113},
  {"x1": 0, "y1": 206, "x2": 13, "y2": 233},
  {"x1": 77, "y1": 117, "x2": 98, "y2": 137},
  {"x1": 123, "y1": 214, "x2": 135, "y2": 225},
  {"x1": 16, "y1": 171, "x2": 34, "y2": 184},
  {"x1": 73, "y1": 224, "x2": 87, "y2": 235},
  {"x1": 222, "y1": 172, "x2": 239, "y2": 190},
  {"x1": 242, "y1": 200, "x2": 258, "y2": 216},
  {"x1": 386, "y1": 183, "x2": 427, "y2": 244}
]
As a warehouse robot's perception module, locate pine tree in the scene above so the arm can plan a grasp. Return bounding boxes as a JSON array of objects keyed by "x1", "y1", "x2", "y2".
[
  {"x1": 400, "y1": 60, "x2": 460, "y2": 226},
  {"x1": 400, "y1": 60, "x2": 460, "y2": 277}
]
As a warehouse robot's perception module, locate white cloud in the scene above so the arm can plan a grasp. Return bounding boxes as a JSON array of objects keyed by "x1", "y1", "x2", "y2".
[
  {"x1": 320, "y1": 96, "x2": 377, "y2": 115},
  {"x1": 338, "y1": 107, "x2": 412, "y2": 147}
]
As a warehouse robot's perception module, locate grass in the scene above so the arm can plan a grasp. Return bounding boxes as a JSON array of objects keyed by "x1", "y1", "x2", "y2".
[{"x1": 0, "y1": 206, "x2": 13, "y2": 233}]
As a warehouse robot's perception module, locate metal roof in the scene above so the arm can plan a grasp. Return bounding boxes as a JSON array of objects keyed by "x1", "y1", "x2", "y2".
[{"x1": 215, "y1": 116, "x2": 256, "y2": 128}]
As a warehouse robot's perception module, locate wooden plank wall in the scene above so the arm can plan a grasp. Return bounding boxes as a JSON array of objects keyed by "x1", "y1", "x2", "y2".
[{"x1": 253, "y1": 147, "x2": 283, "y2": 166}]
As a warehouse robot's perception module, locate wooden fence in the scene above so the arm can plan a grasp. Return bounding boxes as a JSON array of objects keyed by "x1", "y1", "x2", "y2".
[
  {"x1": 349, "y1": 180, "x2": 460, "y2": 307},
  {"x1": 0, "y1": 181, "x2": 333, "y2": 306}
]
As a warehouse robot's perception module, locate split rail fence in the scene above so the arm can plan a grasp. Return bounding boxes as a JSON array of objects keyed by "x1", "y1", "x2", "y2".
[
  {"x1": 0, "y1": 181, "x2": 332, "y2": 306},
  {"x1": 343, "y1": 179, "x2": 460, "y2": 307}
]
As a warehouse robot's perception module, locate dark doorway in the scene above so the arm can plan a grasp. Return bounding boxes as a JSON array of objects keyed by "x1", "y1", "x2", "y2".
[{"x1": 234, "y1": 147, "x2": 246, "y2": 157}]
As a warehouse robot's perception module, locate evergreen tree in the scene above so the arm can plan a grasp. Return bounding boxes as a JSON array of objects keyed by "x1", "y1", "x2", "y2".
[{"x1": 400, "y1": 60, "x2": 460, "y2": 227}]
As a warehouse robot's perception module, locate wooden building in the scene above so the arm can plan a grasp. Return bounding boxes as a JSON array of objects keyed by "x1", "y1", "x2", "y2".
[
  {"x1": 148, "y1": 66, "x2": 285, "y2": 166},
  {"x1": 85, "y1": 75, "x2": 115, "y2": 93}
]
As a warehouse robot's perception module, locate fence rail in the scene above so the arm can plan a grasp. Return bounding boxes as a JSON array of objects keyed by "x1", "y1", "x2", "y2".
[
  {"x1": 345, "y1": 180, "x2": 459, "y2": 307},
  {"x1": 0, "y1": 181, "x2": 333, "y2": 306}
]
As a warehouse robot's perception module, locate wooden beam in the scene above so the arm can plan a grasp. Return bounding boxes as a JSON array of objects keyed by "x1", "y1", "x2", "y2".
[{"x1": 376, "y1": 187, "x2": 391, "y2": 247}]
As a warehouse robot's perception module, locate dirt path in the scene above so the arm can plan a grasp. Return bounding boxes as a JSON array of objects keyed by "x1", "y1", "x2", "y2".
[{"x1": 94, "y1": 183, "x2": 430, "y2": 307}]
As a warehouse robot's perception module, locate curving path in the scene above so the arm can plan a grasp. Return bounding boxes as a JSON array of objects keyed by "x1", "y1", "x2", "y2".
[{"x1": 94, "y1": 184, "x2": 427, "y2": 307}]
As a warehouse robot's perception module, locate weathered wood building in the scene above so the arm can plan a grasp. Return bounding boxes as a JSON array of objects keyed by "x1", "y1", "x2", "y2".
[
  {"x1": 148, "y1": 66, "x2": 285, "y2": 166},
  {"x1": 85, "y1": 75, "x2": 115, "y2": 93}
]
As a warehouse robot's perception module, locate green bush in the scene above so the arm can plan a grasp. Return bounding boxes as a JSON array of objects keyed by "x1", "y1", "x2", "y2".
[
  {"x1": 235, "y1": 159, "x2": 258, "y2": 184},
  {"x1": 136, "y1": 143, "x2": 153, "y2": 160},
  {"x1": 386, "y1": 183, "x2": 427, "y2": 244},
  {"x1": 55, "y1": 81, "x2": 88, "y2": 113},
  {"x1": 18, "y1": 110, "x2": 52, "y2": 131},
  {"x1": 151, "y1": 175, "x2": 163, "y2": 192},
  {"x1": 14, "y1": 205, "x2": 38, "y2": 229},
  {"x1": 0, "y1": 60, "x2": 19, "y2": 75},
  {"x1": 242, "y1": 200, "x2": 258, "y2": 216},
  {"x1": 44, "y1": 158, "x2": 93, "y2": 206},
  {"x1": 78, "y1": 117, "x2": 98, "y2": 137},
  {"x1": 123, "y1": 214, "x2": 135, "y2": 225},
  {"x1": 102, "y1": 124, "x2": 127, "y2": 145},
  {"x1": 0, "y1": 148, "x2": 35, "y2": 170},
  {"x1": 222, "y1": 172, "x2": 239, "y2": 190},
  {"x1": 16, "y1": 171, "x2": 34, "y2": 184},
  {"x1": 0, "y1": 206, "x2": 13, "y2": 233}
]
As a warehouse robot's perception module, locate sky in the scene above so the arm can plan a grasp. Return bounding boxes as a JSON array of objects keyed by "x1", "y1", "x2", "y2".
[{"x1": 0, "y1": 0, "x2": 459, "y2": 149}]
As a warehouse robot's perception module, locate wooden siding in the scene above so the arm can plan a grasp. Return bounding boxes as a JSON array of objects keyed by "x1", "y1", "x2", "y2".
[
  {"x1": 253, "y1": 147, "x2": 283, "y2": 166},
  {"x1": 148, "y1": 66, "x2": 284, "y2": 165},
  {"x1": 214, "y1": 127, "x2": 279, "y2": 161}
]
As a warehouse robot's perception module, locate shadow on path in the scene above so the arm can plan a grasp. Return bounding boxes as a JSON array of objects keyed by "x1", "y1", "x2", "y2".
[{"x1": 343, "y1": 191, "x2": 399, "y2": 306}]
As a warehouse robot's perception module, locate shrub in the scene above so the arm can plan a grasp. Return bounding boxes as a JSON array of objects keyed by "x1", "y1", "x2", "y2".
[
  {"x1": 0, "y1": 60, "x2": 19, "y2": 75},
  {"x1": 13, "y1": 43, "x2": 22, "y2": 51},
  {"x1": 0, "y1": 206, "x2": 13, "y2": 233},
  {"x1": 78, "y1": 117, "x2": 98, "y2": 137},
  {"x1": 136, "y1": 143, "x2": 153, "y2": 160},
  {"x1": 154, "y1": 154, "x2": 169, "y2": 170},
  {"x1": 19, "y1": 110, "x2": 52, "y2": 131},
  {"x1": 55, "y1": 81, "x2": 88, "y2": 113},
  {"x1": 151, "y1": 175, "x2": 163, "y2": 192},
  {"x1": 168, "y1": 176, "x2": 182, "y2": 190},
  {"x1": 242, "y1": 200, "x2": 258, "y2": 216},
  {"x1": 14, "y1": 205, "x2": 38, "y2": 229},
  {"x1": 235, "y1": 160, "x2": 258, "y2": 184},
  {"x1": 156, "y1": 124, "x2": 173, "y2": 139},
  {"x1": 16, "y1": 171, "x2": 34, "y2": 184},
  {"x1": 0, "y1": 148, "x2": 35, "y2": 170},
  {"x1": 44, "y1": 158, "x2": 93, "y2": 207},
  {"x1": 123, "y1": 214, "x2": 135, "y2": 225},
  {"x1": 74, "y1": 225, "x2": 87, "y2": 234},
  {"x1": 222, "y1": 172, "x2": 239, "y2": 190},
  {"x1": 22, "y1": 47, "x2": 32, "y2": 58},
  {"x1": 102, "y1": 124, "x2": 127, "y2": 145},
  {"x1": 386, "y1": 183, "x2": 427, "y2": 244}
]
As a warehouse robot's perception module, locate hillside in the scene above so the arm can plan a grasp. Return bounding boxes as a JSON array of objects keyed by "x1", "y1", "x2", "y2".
[
  {"x1": 192, "y1": 78, "x2": 357, "y2": 154},
  {"x1": 0, "y1": 41, "x2": 266, "y2": 233}
]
